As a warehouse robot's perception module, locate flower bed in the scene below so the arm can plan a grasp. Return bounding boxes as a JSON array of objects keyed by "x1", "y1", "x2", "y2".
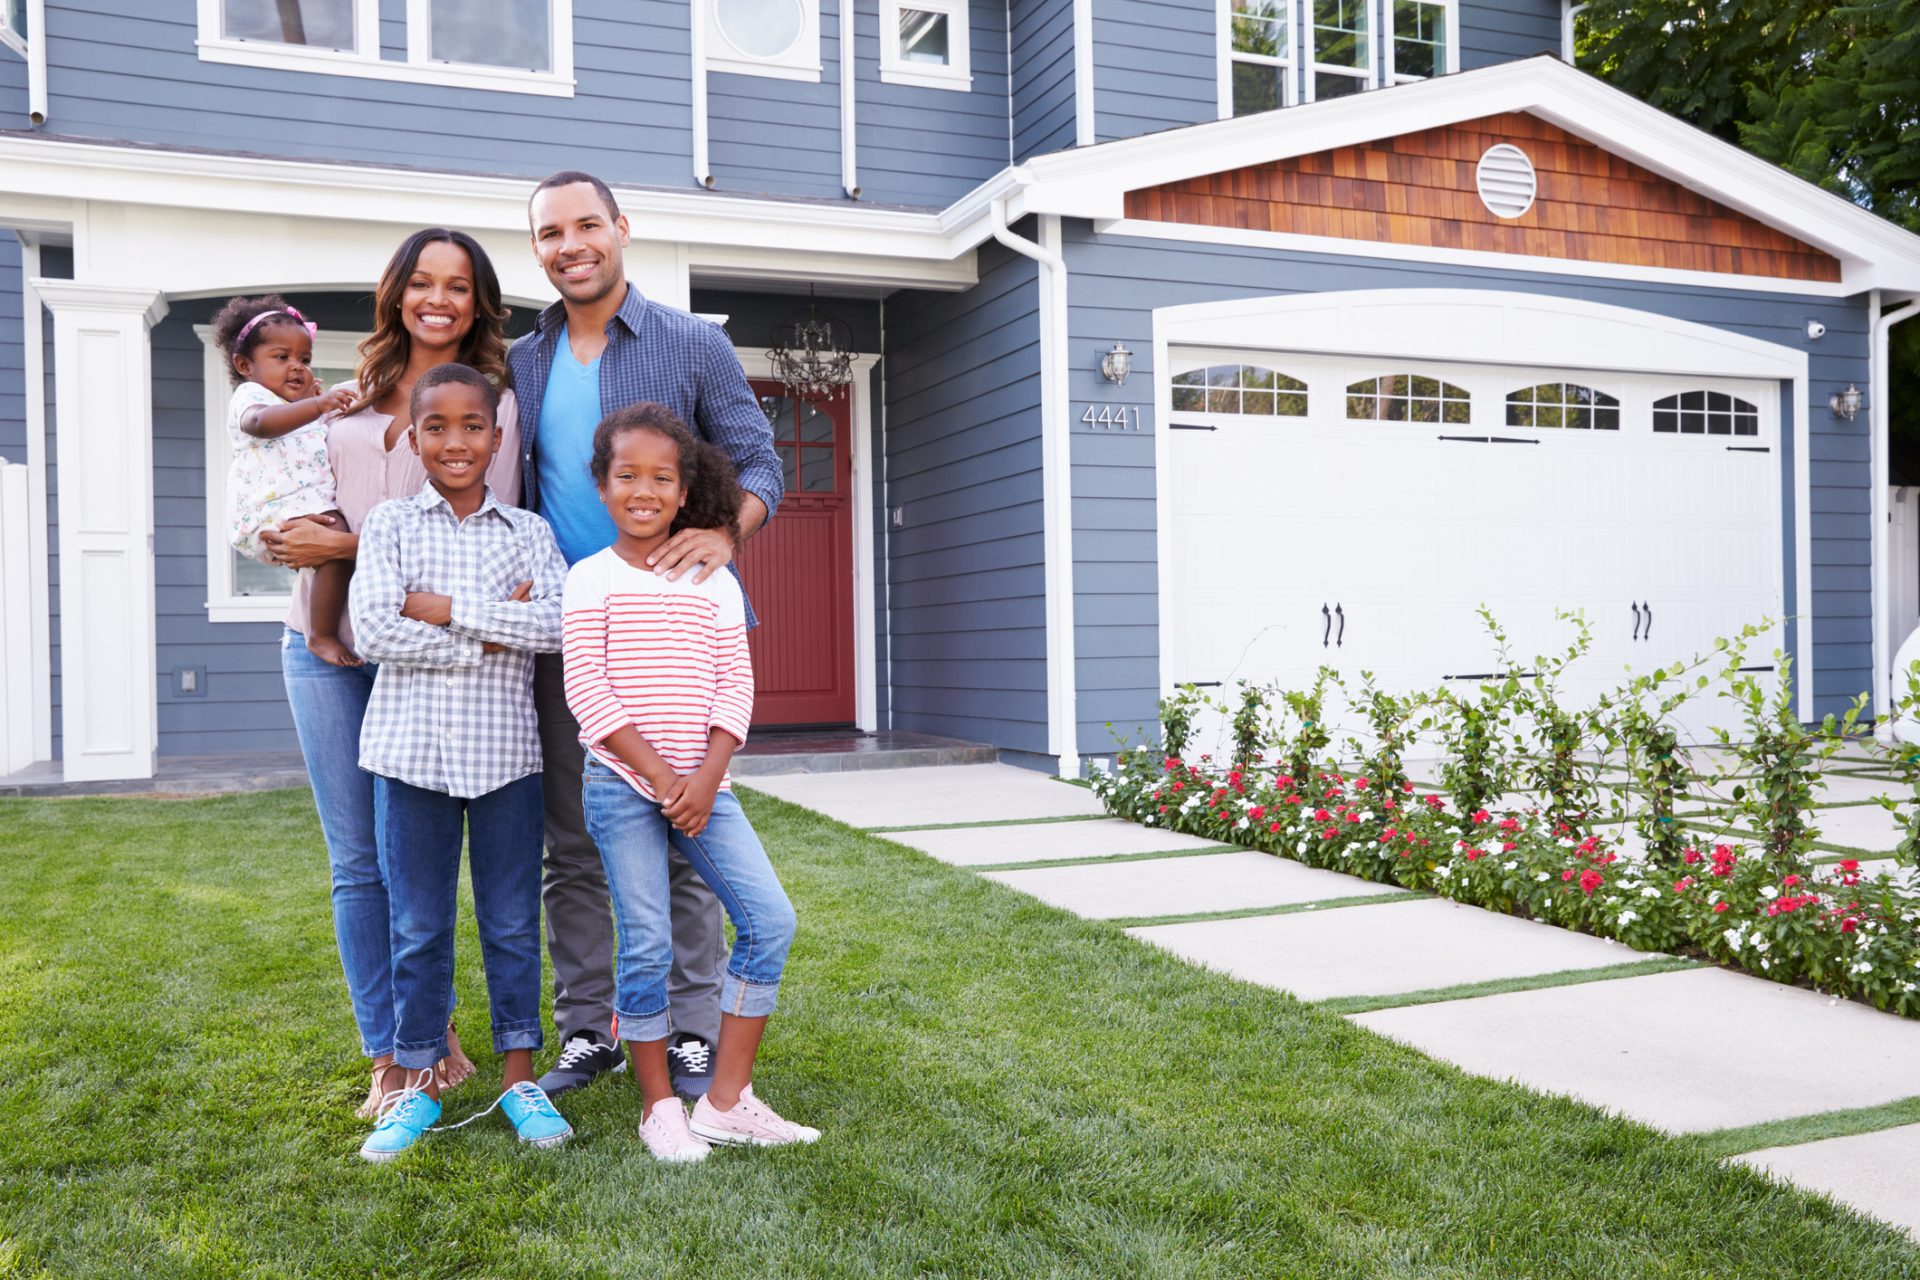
[{"x1": 1093, "y1": 751, "x2": 1920, "y2": 1018}]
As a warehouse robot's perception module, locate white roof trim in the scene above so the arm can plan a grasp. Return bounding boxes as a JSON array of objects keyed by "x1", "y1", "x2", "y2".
[{"x1": 946, "y1": 55, "x2": 1920, "y2": 292}]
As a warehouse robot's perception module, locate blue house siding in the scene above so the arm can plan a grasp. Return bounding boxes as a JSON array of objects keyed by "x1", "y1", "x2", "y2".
[
  {"x1": 1011, "y1": 0, "x2": 1076, "y2": 161},
  {"x1": 1061, "y1": 221, "x2": 1873, "y2": 751},
  {"x1": 1458, "y1": 1, "x2": 1563, "y2": 70},
  {"x1": 0, "y1": 40, "x2": 23, "y2": 125},
  {"x1": 0, "y1": 233, "x2": 22, "y2": 461},
  {"x1": 1094, "y1": 0, "x2": 1217, "y2": 143},
  {"x1": 881, "y1": 239, "x2": 1049, "y2": 752},
  {"x1": 854, "y1": 0, "x2": 1013, "y2": 205}
]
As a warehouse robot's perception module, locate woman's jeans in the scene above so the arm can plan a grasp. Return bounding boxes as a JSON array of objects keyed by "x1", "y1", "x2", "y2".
[
  {"x1": 581, "y1": 758, "x2": 796, "y2": 1041},
  {"x1": 281, "y1": 629, "x2": 393, "y2": 1058},
  {"x1": 373, "y1": 773, "x2": 547, "y2": 1071}
]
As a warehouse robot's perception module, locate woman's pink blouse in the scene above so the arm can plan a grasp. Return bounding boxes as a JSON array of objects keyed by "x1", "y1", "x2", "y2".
[{"x1": 284, "y1": 383, "x2": 523, "y2": 642}]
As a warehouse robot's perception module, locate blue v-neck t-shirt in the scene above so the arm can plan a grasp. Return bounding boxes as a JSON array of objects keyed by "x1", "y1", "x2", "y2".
[{"x1": 535, "y1": 326, "x2": 619, "y2": 566}]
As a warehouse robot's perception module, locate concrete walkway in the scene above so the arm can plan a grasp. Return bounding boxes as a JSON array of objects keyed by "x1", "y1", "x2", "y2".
[{"x1": 744, "y1": 759, "x2": 1920, "y2": 1238}]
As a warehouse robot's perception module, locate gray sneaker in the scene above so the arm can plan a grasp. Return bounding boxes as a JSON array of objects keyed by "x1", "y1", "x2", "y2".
[
  {"x1": 667, "y1": 1033, "x2": 714, "y2": 1100},
  {"x1": 536, "y1": 1034, "x2": 625, "y2": 1098}
]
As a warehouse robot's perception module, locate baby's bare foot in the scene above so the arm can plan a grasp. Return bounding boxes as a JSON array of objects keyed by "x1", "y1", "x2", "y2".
[{"x1": 307, "y1": 634, "x2": 362, "y2": 667}]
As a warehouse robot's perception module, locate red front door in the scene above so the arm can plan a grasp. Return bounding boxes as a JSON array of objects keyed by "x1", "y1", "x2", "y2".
[{"x1": 735, "y1": 382, "x2": 857, "y2": 727}]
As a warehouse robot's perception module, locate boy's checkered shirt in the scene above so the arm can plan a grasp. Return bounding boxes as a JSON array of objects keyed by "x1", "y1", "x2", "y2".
[{"x1": 349, "y1": 484, "x2": 567, "y2": 799}]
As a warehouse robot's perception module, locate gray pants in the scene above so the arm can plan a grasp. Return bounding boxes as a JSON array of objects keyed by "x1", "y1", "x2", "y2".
[{"x1": 534, "y1": 652, "x2": 725, "y2": 1046}]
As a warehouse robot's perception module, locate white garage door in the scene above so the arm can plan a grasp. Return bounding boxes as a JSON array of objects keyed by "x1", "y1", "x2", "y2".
[{"x1": 1163, "y1": 349, "x2": 1785, "y2": 744}]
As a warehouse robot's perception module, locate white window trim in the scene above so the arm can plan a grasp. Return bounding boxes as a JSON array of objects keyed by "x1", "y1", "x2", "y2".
[
  {"x1": 196, "y1": 323, "x2": 366, "y2": 624},
  {"x1": 1381, "y1": 0, "x2": 1456, "y2": 85},
  {"x1": 1216, "y1": 0, "x2": 1296, "y2": 118},
  {"x1": 705, "y1": 0, "x2": 823, "y2": 82},
  {"x1": 0, "y1": 3, "x2": 25, "y2": 59},
  {"x1": 1301, "y1": 0, "x2": 1375, "y2": 103},
  {"x1": 194, "y1": 0, "x2": 577, "y2": 98},
  {"x1": 879, "y1": 0, "x2": 972, "y2": 91}
]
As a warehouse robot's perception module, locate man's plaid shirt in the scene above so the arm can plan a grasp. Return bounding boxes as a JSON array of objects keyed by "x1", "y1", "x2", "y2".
[
  {"x1": 507, "y1": 285, "x2": 783, "y2": 627},
  {"x1": 349, "y1": 484, "x2": 567, "y2": 798}
]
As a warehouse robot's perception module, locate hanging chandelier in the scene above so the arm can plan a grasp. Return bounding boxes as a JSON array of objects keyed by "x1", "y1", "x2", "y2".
[{"x1": 768, "y1": 294, "x2": 856, "y2": 400}]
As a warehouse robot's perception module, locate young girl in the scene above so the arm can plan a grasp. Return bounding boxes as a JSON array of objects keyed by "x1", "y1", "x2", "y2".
[
  {"x1": 213, "y1": 295, "x2": 358, "y2": 667},
  {"x1": 563, "y1": 402, "x2": 816, "y2": 1163}
]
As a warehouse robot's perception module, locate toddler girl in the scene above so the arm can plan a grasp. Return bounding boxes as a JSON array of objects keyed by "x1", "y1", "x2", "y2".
[
  {"x1": 213, "y1": 294, "x2": 357, "y2": 667},
  {"x1": 563, "y1": 402, "x2": 816, "y2": 1163}
]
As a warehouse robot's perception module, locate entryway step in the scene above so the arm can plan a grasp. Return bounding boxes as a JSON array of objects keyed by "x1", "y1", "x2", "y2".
[{"x1": 731, "y1": 730, "x2": 996, "y2": 777}]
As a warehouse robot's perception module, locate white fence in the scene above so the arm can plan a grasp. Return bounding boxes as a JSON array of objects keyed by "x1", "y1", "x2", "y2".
[{"x1": 0, "y1": 457, "x2": 33, "y2": 774}]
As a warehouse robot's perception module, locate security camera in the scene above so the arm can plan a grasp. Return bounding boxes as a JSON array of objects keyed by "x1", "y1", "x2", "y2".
[{"x1": 1806, "y1": 320, "x2": 1827, "y2": 340}]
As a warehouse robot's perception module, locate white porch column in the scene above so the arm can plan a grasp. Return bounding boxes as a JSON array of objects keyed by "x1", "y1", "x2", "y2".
[{"x1": 32, "y1": 281, "x2": 168, "y2": 782}]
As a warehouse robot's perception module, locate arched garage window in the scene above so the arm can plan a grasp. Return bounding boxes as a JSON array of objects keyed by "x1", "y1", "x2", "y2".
[
  {"x1": 1653, "y1": 391, "x2": 1759, "y2": 437},
  {"x1": 1346, "y1": 373, "x2": 1470, "y2": 423},
  {"x1": 1506, "y1": 383, "x2": 1620, "y2": 430},
  {"x1": 1170, "y1": 364, "x2": 1308, "y2": 416}
]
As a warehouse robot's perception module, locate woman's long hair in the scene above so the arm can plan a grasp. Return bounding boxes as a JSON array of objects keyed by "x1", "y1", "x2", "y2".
[{"x1": 350, "y1": 228, "x2": 509, "y2": 415}]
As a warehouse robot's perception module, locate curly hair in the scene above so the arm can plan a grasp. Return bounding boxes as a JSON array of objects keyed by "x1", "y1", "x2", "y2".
[
  {"x1": 210, "y1": 294, "x2": 305, "y2": 385},
  {"x1": 350, "y1": 228, "x2": 509, "y2": 416},
  {"x1": 589, "y1": 403, "x2": 742, "y2": 540}
]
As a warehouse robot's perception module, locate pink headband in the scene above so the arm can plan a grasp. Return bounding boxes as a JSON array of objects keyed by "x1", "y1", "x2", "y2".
[{"x1": 235, "y1": 306, "x2": 318, "y2": 348}]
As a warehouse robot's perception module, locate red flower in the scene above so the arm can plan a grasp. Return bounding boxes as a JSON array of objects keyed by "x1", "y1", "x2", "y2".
[
  {"x1": 1713, "y1": 901, "x2": 1730, "y2": 913},
  {"x1": 1562, "y1": 869, "x2": 1577, "y2": 882},
  {"x1": 1354, "y1": 777, "x2": 1370, "y2": 791},
  {"x1": 1501, "y1": 841, "x2": 1516, "y2": 853},
  {"x1": 1320, "y1": 828, "x2": 1336, "y2": 840},
  {"x1": 1171, "y1": 782, "x2": 1184, "y2": 792},
  {"x1": 1471, "y1": 809, "x2": 1491, "y2": 824},
  {"x1": 1782, "y1": 875, "x2": 1801, "y2": 887},
  {"x1": 1158, "y1": 805, "x2": 1168, "y2": 814},
  {"x1": 1673, "y1": 877, "x2": 1693, "y2": 894},
  {"x1": 1268, "y1": 821, "x2": 1281, "y2": 833},
  {"x1": 1314, "y1": 809, "x2": 1332, "y2": 823},
  {"x1": 1345, "y1": 811, "x2": 1361, "y2": 824},
  {"x1": 1499, "y1": 817, "x2": 1521, "y2": 833},
  {"x1": 1578, "y1": 869, "x2": 1603, "y2": 896},
  {"x1": 1249, "y1": 806, "x2": 1266, "y2": 821},
  {"x1": 1465, "y1": 848, "x2": 1483, "y2": 861},
  {"x1": 1402, "y1": 781, "x2": 1415, "y2": 793},
  {"x1": 1839, "y1": 859, "x2": 1861, "y2": 873},
  {"x1": 1842, "y1": 917, "x2": 1858, "y2": 933},
  {"x1": 1682, "y1": 848, "x2": 1702, "y2": 865}
]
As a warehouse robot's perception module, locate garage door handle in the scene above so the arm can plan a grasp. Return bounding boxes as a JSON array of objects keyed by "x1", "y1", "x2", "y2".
[
  {"x1": 1169, "y1": 423, "x2": 1217, "y2": 431},
  {"x1": 1727, "y1": 445, "x2": 1769, "y2": 453},
  {"x1": 1439, "y1": 434, "x2": 1491, "y2": 444},
  {"x1": 1489, "y1": 436, "x2": 1541, "y2": 445},
  {"x1": 1643, "y1": 601, "x2": 1653, "y2": 640},
  {"x1": 1321, "y1": 603, "x2": 1332, "y2": 647},
  {"x1": 1631, "y1": 601, "x2": 1643, "y2": 641},
  {"x1": 1335, "y1": 603, "x2": 1345, "y2": 647}
]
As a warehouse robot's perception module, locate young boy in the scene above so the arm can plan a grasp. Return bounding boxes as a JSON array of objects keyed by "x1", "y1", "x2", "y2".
[{"x1": 348, "y1": 362, "x2": 573, "y2": 1162}]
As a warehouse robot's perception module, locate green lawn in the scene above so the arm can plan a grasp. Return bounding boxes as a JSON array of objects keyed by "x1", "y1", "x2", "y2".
[{"x1": 1, "y1": 788, "x2": 1914, "y2": 1278}]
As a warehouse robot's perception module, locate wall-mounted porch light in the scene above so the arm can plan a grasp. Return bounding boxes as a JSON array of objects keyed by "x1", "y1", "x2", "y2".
[
  {"x1": 1830, "y1": 384, "x2": 1864, "y2": 421},
  {"x1": 1099, "y1": 342, "x2": 1133, "y2": 385}
]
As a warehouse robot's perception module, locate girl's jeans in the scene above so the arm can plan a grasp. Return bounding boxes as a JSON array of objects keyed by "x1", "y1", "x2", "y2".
[
  {"x1": 281, "y1": 629, "x2": 393, "y2": 1058},
  {"x1": 581, "y1": 758, "x2": 796, "y2": 1041},
  {"x1": 373, "y1": 773, "x2": 547, "y2": 1071}
]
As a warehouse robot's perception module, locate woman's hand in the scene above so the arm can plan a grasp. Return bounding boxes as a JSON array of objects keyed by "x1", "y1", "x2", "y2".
[{"x1": 260, "y1": 516, "x2": 355, "y2": 570}]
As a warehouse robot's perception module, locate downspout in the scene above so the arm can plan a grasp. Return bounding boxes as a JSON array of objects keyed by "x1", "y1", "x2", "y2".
[
  {"x1": 26, "y1": 0, "x2": 46, "y2": 125},
  {"x1": 690, "y1": 0, "x2": 714, "y2": 187},
  {"x1": 1562, "y1": 4, "x2": 1588, "y2": 63},
  {"x1": 989, "y1": 190, "x2": 1080, "y2": 777},
  {"x1": 1873, "y1": 290, "x2": 1920, "y2": 718},
  {"x1": 840, "y1": 0, "x2": 858, "y2": 197}
]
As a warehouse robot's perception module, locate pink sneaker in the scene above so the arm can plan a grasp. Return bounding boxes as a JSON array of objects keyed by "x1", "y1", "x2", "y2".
[
  {"x1": 638, "y1": 1096, "x2": 710, "y2": 1164},
  {"x1": 689, "y1": 1085, "x2": 821, "y2": 1147}
]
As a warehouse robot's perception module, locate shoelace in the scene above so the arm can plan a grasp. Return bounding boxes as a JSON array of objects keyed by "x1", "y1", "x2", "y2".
[
  {"x1": 670, "y1": 1038, "x2": 712, "y2": 1074},
  {"x1": 728, "y1": 1090, "x2": 799, "y2": 1139},
  {"x1": 552, "y1": 1036, "x2": 606, "y2": 1071},
  {"x1": 373, "y1": 1067, "x2": 438, "y2": 1125},
  {"x1": 433, "y1": 1080, "x2": 556, "y2": 1133}
]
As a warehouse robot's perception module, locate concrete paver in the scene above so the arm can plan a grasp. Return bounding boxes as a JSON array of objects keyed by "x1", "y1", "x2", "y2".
[
  {"x1": 1807, "y1": 802, "x2": 1906, "y2": 853},
  {"x1": 1130, "y1": 897, "x2": 1636, "y2": 1001},
  {"x1": 1735, "y1": 1124, "x2": 1920, "y2": 1237},
  {"x1": 880, "y1": 817, "x2": 1228, "y2": 867},
  {"x1": 743, "y1": 763, "x2": 1106, "y2": 828},
  {"x1": 1353, "y1": 967, "x2": 1920, "y2": 1133},
  {"x1": 1812, "y1": 773, "x2": 1906, "y2": 805},
  {"x1": 985, "y1": 850, "x2": 1401, "y2": 921}
]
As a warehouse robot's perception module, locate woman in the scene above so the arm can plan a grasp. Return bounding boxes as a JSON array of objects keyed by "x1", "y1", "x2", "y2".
[{"x1": 263, "y1": 227, "x2": 522, "y2": 1117}]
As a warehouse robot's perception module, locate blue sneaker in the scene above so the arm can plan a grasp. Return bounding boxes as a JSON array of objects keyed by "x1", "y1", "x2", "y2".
[
  {"x1": 499, "y1": 1081, "x2": 572, "y2": 1149},
  {"x1": 360, "y1": 1086, "x2": 441, "y2": 1163}
]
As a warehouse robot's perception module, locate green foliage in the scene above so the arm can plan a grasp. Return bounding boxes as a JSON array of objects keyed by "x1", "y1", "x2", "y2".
[
  {"x1": 1276, "y1": 666, "x2": 1338, "y2": 785},
  {"x1": 1230, "y1": 678, "x2": 1272, "y2": 769},
  {"x1": 1348, "y1": 670, "x2": 1428, "y2": 796},
  {"x1": 1157, "y1": 683, "x2": 1203, "y2": 760},
  {"x1": 1512, "y1": 610, "x2": 1604, "y2": 833},
  {"x1": 1713, "y1": 649, "x2": 1868, "y2": 868},
  {"x1": 1437, "y1": 608, "x2": 1525, "y2": 824}
]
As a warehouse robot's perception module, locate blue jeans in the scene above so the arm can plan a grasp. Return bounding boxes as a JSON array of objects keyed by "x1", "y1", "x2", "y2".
[
  {"x1": 374, "y1": 773, "x2": 547, "y2": 1070},
  {"x1": 581, "y1": 758, "x2": 796, "y2": 1041},
  {"x1": 281, "y1": 629, "x2": 393, "y2": 1058}
]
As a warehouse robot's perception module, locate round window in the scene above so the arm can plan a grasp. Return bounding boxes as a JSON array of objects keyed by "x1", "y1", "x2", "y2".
[{"x1": 716, "y1": 0, "x2": 805, "y2": 59}]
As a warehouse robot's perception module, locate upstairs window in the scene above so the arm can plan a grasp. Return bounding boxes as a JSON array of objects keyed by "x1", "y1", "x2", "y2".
[
  {"x1": 1384, "y1": 0, "x2": 1453, "y2": 83},
  {"x1": 880, "y1": 0, "x2": 971, "y2": 90},
  {"x1": 1346, "y1": 373, "x2": 1470, "y2": 423},
  {"x1": 0, "y1": 0, "x2": 26, "y2": 55},
  {"x1": 1653, "y1": 391, "x2": 1759, "y2": 437},
  {"x1": 1306, "y1": 0, "x2": 1372, "y2": 101},
  {"x1": 708, "y1": 0, "x2": 823, "y2": 81},
  {"x1": 198, "y1": 0, "x2": 575, "y2": 95},
  {"x1": 1223, "y1": 0, "x2": 1294, "y2": 117},
  {"x1": 1506, "y1": 383, "x2": 1620, "y2": 430},
  {"x1": 1171, "y1": 365, "x2": 1309, "y2": 416}
]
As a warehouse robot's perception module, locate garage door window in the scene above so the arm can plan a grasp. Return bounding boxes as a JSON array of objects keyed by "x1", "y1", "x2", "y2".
[
  {"x1": 1505, "y1": 382, "x2": 1620, "y2": 430},
  {"x1": 1170, "y1": 364, "x2": 1308, "y2": 416},
  {"x1": 1652, "y1": 390, "x2": 1759, "y2": 437},
  {"x1": 1346, "y1": 373, "x2": 1470, "y2": 423}
]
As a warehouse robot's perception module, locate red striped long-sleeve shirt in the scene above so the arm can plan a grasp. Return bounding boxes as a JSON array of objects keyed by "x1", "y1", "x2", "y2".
[{"x1": 561, "y1": 547, "x2": 754, "y2": 801}]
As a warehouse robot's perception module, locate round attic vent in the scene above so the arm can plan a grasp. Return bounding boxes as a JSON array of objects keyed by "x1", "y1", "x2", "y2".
[{"x1": 1476, "y1": 144, "x2": 1538, "y2": 219}]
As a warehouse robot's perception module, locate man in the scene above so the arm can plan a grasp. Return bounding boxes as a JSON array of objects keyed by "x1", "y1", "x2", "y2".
[{"x1": 509, "y1": 169, "x2": 783, "y2": 1100}]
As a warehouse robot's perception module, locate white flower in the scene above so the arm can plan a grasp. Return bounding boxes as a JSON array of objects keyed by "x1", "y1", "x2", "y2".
[
  {"x1": 1852, "y1": 961, "x2": 1875, "y2": 976},
  {"x1": 1641, "y1": 887, "x2": 1662, "y2": 899},
  {"x1": 1753, "y1": 937, "x2": 1770, "y2": 954},
  {"x1": 1760, "y1": 885, "x2": 1779, "y2": 900},
  {"x1": 1617, "y1": 910, "x2": 1639, "y2": 926},
  {"x1": 1536, "y1": 871, "x2": 1551, "y2": 882},
  {"x1": 1237, "y1": 818, "x2": 1250, "y2": 831},
  {"x1": 1504, "y1": 860, "x2": 1519, "y2": 871}
]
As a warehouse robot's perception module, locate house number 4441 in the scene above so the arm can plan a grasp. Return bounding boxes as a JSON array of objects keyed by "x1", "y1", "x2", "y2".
[{"x1": 1079, "y1": 405, "x2": 1144, "y2": 430}]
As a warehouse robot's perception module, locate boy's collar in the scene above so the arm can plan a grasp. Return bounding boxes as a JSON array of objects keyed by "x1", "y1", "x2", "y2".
[{"x1": 417, "y1": 480, "x2": 500, "y2": 517}]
